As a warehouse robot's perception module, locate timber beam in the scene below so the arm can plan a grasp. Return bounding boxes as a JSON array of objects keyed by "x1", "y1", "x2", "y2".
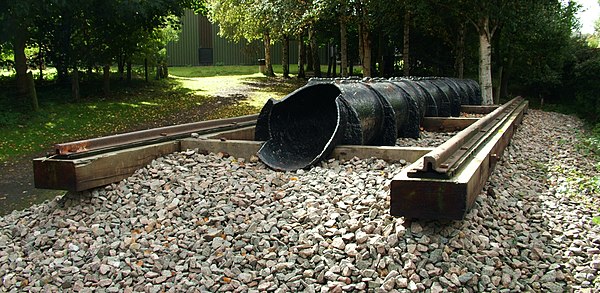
[
  {"x1": 461, "y1": 105, "x2": 499, "y2": 114},
  {"x1": 421, "y1": 117, "x2": 479, "y2": 132},
  {"x1": 391, "y1": 98, "x2": 529, "y2": 220},
  {"x1": 34, "y1": 126, "x2": 434, "y2": 192}
]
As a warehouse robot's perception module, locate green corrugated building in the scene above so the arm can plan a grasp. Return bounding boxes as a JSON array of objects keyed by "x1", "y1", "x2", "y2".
[{"x1": 167, "y1": 10, "x2": 327, "y2": 66}]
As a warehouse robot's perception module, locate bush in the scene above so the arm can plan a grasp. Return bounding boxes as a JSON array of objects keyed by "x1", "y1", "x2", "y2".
[
  {"x1": 572, "y1": 52, "x2": 600, "y2": 122},
  {"x1": 560, "y1": 41, "x2": 600, "y2": 124}
]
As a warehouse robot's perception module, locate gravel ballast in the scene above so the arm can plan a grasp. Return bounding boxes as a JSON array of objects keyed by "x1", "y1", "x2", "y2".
[{"x1": 1, "y1": 109, "x2": 599, "y2": 292}]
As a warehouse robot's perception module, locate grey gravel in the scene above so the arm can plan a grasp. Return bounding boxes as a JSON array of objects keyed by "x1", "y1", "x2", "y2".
[
  {"x1": 396, "y1": 130, "x2": 458, "y2": 147},
  {"x1": 0, "y1": 110, "x2": 598, "y2": 292}
]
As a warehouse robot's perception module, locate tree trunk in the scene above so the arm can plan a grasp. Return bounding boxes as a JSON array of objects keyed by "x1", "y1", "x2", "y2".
[
  {"x1": 478, "y1": 17, "x2": 494, "y2": 105},
  {"x1": 402, "y1": 9, "x2": 411, "y2": 76},
  {"x1": 103, "y1": 65, "x2": 111, "y2": 96},
  {"x1": 14, "y1": 32, "x2": 29, "y2": 100},
  {"x1": 378, "y1": 34, "x2": 384, "y2": 77},
  {"x1": 494, "y1": 65, "x2": 502, "y2": 104},
  {"x1": 298, "y1": 33, "x2": 306, "y2": 79},
  {"x1": 56, "y1": 61, "x2": 69, "y2": 84},
  {"x1": 263, "y1": 32, "x2": 275, "y2": 77},
  {"x1": 306, "y1": 39, "x2": 313, "y2": 71},
  {"x1": 161, "y1": 63, "x2": 168, "y2": 78},
  {"x1": 282, "y1": 35, "x2": 290, "y2": 78},
  {"x1": 144, "y1": 58, "x2": 149, "y2": 82},
  {"x1": 126, "y1": 60, "x2": 132, "y2": 83},
  {"x1": 358, "y1": 25, "x2": 364, "y2": 75},
  {"x1": 332, "y1": 44, "x2": 337, "y2": 78},
  {"x1": 359, "y1": 23, "x2": 371, "y2": 77},
  {"x1": 455, "y1": 22, "x2": 465, "y2": 78},
  {"x1": 27, "y1": 72, "x2": 38, "y2": 112},
  {"x1": 327, "y1": 42, "x2": 333, "y2": 77},
  {"x1": 72, "y1": 67, "x2": 80, "y2": 101},
  {"x1": 500, "y1": 55, "x2": 513, "y2": 99},
  {"x1": 118, "y1": 55, "x2": 125, "y2": 81},
  {"x1": 309, "y1": 26, "x2": 321, "y2": 77},
  {"x1": 38, "y1": 44, "x2": 44, "y2": 83},
  {"x1": 340, "y1": 16, "x2": 348, "y2": 77}
]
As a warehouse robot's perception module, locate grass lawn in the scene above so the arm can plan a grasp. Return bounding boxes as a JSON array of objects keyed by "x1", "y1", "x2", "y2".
[{"x1": 0, "y1": 66, "x2": 308, "y2": 162}]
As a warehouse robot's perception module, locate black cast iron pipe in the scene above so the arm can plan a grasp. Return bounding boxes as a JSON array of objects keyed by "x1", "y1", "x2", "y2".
[{"x1": 256, "y1": 77, "x2": 481, "y2": 171}]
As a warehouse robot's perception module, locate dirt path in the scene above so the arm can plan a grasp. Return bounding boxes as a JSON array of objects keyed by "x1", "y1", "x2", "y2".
[{"x1": 0, "y1": 155, "x2": 63, "y2": 216}]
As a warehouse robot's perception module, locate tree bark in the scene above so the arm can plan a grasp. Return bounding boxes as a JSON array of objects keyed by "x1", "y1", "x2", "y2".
[
  {"x1": 14, "y1": 32, "x2": 29, "y2": 99},
  {"x1": 298, "y1": 33, "x2": 306, "y2": 79},
  {"x1": 126, "y1": 60, "x2": 132, "y2": 83},
  {"x1": 161, "y1": 63, "x2": 168, "y2": 78},
  {"x1": 103, "y1": 65, "x2": 111, "y2": 96},
  {"x1": 332, "y1": 44, "x2": 337, "y2": 78},
  {"x1": 309, "y1": 26, "x2": 321, "y2": 77},
  {"x1": 306, "y1": 38, "x2": 313, "y2": 71},
  {"x1": 478, "y1": 17, "x2": 494, "y2": 105},
  {"x1": 38, "y1": 44, "x2": 44, "y2": 83},
  {"x1": 118, "y1": 55, "x2": 124, "y2": 81},
  {"x1": 72, "y1": 67, "x2": 80, "y2": 101},
  {"x1": 455, "y1": 22, "x2": 465, "y2": 78},
  {"x1": 359, "y1": 23, "x2": 371, "y2": 77},
  {"x1": 327, "y1": 42, "x2": 333, "y2": 77},
  {"x1": 144, "y1": 58, "x2": 149, "y2": 82},
  {"x1": 27, "y1": 72, "x2": 38, "y2": 112},
  {"x1": 500, "y1": 55, "x2": 513, "y2": 99},
  {"x1": 282, "y1": 35, "x2": 290, "y2": 78},
  {"x1": 263, "y1": 32, "x2": 275, "y2": 77},
  {"x1": 340, "y1": 17, "x2": 348, "y2": 77},
  {"x1": 494, "y1": 65, "x2": 502, "y2": 104},
  {"x1": 403, "y1": 9, "x2": 411, "y2": 76}
]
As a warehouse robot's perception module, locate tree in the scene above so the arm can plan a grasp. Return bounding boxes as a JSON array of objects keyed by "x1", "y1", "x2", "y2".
[
  {"x1": 208, "y1": 0, "x2": 276, "y2": 76},
  {"x1": 0, "y1": 0, "x2": 39, "y2": 109},
  {"x1": 427, "y1": 0, "x2": 523, "y2": 104},
  {"x1": 504, "y1": 1, "x2": 578, "y2": 101}
]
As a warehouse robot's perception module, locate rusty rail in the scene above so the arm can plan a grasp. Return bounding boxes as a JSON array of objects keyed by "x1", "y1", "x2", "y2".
[
  {"x1": 54, "y1": 114, "x2": 258, "y2": 158},
  {"x1": 417, "y1": 97, "x2": 524, "y2": 175}
]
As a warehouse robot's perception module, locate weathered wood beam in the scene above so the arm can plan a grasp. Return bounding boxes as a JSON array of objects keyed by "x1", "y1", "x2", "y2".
[
  {"x1": 461, "y1": 105, "x2": 499, "y2": 114},
  {"x1": 180, "y1": 139, "x2": 262, "y2": 160},
  {"x1": 390, "y1": 100, "x2": 528, "y2": 220},
  {"x1": 331, "y1": 145, "x2": 433, "y2": 163},
  {"x1": 421, "y1": 117, "x2": 479, "y2": 132},
  {"x1": 34, "y1": 141, "x2": 181, "y2": 192}
]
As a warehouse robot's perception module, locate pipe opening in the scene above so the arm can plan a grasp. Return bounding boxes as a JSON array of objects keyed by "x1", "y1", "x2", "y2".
[{"x1": 258, "y1": 84, "x2": 344, "y2": 171}]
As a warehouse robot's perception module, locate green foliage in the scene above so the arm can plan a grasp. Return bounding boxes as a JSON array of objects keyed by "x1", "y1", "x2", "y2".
[
  {"x1": 579, "y1": 124, "x2": 600, "y2": 157},
  {"x1": 550, "y1": 164, "x2": 600, "y2": 205},
  {"x1": 558, "y1": 40, "x2": 600, "y2": 124}
]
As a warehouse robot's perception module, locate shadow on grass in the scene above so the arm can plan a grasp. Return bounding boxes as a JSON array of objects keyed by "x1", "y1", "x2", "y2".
[{"x1": 240, "y1": 76, "x2": 307, "y2": 97}]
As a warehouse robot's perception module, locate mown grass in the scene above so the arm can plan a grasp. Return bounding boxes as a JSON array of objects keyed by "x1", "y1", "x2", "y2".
[
  {"x1": 0, "y1": 66, "x2": 308, "y2": 162},
  {"x1": 169, "y1": 64, "x2": 331, "y2": 77}
]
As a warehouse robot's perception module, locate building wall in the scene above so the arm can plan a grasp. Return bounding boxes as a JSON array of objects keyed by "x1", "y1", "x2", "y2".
[
  {"x1": 166, "y1": 9, "x2": 200, "y2": 66},
  {"x1": 167, "y1": 10, "x2": 328, "y2": 67}
]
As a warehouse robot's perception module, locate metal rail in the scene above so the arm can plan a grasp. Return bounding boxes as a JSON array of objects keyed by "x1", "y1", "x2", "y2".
[
  {"x1": 415, "y1": 97, "x2": 524, "y2": 176},
  {"x1": 53, "y1": 114, "x2": 258, "y2": 159}
]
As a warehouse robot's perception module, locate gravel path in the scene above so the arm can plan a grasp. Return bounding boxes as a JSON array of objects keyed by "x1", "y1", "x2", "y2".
[{"x1": 1, "y1": 110, "x2": 599, "y2": 292}]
